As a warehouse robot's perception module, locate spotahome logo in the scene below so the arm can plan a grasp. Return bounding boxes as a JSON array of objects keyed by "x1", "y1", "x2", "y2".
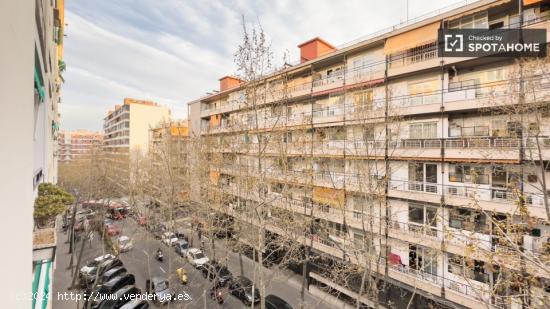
[{"x1": 438, "y1": 28, "x2": 546, "y2": 57}]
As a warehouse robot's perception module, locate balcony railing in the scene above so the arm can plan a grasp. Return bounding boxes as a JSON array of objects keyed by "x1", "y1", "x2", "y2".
[{"x1": 390, "y1": 179, "x2": 548, "y2": 208}]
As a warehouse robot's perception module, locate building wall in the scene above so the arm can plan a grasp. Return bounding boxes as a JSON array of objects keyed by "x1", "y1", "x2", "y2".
[
  {"x1": 128, "y1": 103, "x2": 170, "y2": 155},
  {"x1": 186, "y1": 1, "x2": 550, "y2": 307},
  {"x1": 0, "y1": 0, "x2": 63, "y2": 307}
]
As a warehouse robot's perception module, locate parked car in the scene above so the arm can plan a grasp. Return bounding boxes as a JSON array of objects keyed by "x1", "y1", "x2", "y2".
[
  {"x1": 88, "y1": 274, "x2": 135, "y2": 308},
  {"x1": 149, "y1": 224, "x2": 164, "y2": 239},
  {"x1": 81, "y1": 254, "x2": 115, "y2": 270},
  {"x1": 161, "y1": 232, "x2": 178, "y2": 246},
  {"x1": 174, "y1": 239, "x2": 189, "y2": 256},
  {"x1": 229, "y1": 276, "x2": 260, "y2": 306},
  {"x1": 105, "y1": 224, "x2": 121, "y2": 236},
  {"x1": 186, "y1": 248, "x2": 209, "y2": 268},
  {"x1": 96, "y1": 285, "x2": 141, "y2": 309},
  {"x1": 119, "y1": 299, "x2": 149, "y2": 309},
  {"x1": 175, "y1": 267, "x2": 188, "y2": 284},
  {"x1": 145, "y1": 277, "x2": 174, "y2": 304},
  {"x1": 174, "y1": 230, "x2": 188, "y2": 241},
  {"x1": 265, "y1": 295, "x2": 293, "y2": 309},
  {"x1": 80, "y1": 258, "x2": 123, "y2": 287},
  {"x1": 201, "y1": 261, "x2": 232, "y2": 286},
  {"x1": 101, "y1": 266, "x2": 127, "y2": 284},
  {"x1": 117, "y1": 236, "x2": 134, "y2": 252}
]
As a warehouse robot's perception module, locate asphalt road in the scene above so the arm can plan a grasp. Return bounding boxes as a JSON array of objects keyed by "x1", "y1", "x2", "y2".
[{"x1": 53, "y1": 213, "x2": 332, "y2": 309}]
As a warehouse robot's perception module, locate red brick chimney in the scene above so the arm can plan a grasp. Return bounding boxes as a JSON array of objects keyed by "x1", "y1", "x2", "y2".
[
  {"x1": 219, "y1": 76, "x2": 242, "y2": 92},
  {"x1": 297, "y1": 37, "x2": 336, "y2": 63}
]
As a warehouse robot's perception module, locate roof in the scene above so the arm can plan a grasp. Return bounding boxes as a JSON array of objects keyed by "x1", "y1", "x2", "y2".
[
  {"x1": 297, "y1": 37, "x2": 336, "y2": 49},
  {"x1": 189, "y1": 0, "x2": 505, "y2": 103}
]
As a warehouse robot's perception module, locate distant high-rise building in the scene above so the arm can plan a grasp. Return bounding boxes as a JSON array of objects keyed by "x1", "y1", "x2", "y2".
[
  {"x1": 58, "y1": 130, "x2": 103, "y2": 162},
  {"x1": 103, "y1": 98, "x2": 171, "y2": 187}
]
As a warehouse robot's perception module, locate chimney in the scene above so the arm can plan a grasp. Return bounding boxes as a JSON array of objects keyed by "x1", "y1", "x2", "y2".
[
  {"x1": 297, "y1": 37, "x2": 336, "y2": 63},
  {"x1": 219, "y1": 76, "x2": 242, "y2": 92}
]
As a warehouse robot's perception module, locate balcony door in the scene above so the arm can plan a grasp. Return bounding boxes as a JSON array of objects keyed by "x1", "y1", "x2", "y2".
[
  {"x1": 409, "y1": 245, "x2": 438, "y2": 277},
  {"x1": 408, "y1": 162, "x2": 438, "y2": 193}
]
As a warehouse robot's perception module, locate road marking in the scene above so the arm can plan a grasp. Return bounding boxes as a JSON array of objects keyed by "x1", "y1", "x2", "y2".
[
  {"x1": 143, "y1": 250, "x2": 148, "y2": 256},
  {"x1": 159, "y1": 266, "x2": 166, "y2": 273}
]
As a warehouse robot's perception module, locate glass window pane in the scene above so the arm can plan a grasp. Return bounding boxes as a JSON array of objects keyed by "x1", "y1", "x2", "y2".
[{"x1": 409, "y1": 204, "x2": 424, "y2": 224}]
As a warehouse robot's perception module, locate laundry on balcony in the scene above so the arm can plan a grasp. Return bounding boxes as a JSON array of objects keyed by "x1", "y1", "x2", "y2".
[{"x1": 388, "y1": 252, "x2": 402, "y2": 266}]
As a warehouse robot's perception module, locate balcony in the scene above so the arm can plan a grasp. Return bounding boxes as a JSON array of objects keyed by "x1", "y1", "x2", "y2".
[
  {"x1": 312, "y1": 104, "x2": 345, "y2": 125},
  {"x1": 345, "y1": 64, "x2": 385, "y2": 87},
  {"x1": 387, "y1": 42, "x2": 440, "y2": 77},
  {"x1": 313, "y1": 171, "x2": 345, "y2": 189},
  {"x1": 312, "y1": 72, "x2": 345, "y2": 94},
  {"x1": 389, "y1": 179, "x2": 548, "y2": 219}
]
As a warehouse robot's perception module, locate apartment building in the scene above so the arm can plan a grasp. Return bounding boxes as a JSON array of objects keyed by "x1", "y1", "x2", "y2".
[
  {"x1": 187, "y1": 0, "x2": 550, "y2": 308},
  {"x1": 149, "y1": 120, "x2": 191, "y2": 205},
  {"x1": 58, "y1": 130, "x2": 103, "y2": 162},
  {"x1": 103, "y1": 98, "x2": 170, "y2": 186},
  {"x1": 1, "y1": 0, "x2": 65, "y2": 307}
]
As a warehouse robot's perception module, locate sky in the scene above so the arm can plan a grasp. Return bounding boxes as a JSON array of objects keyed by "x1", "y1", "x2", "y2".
[{"x1": 61, "y1": 0, "x2": 468, "y2": 132}]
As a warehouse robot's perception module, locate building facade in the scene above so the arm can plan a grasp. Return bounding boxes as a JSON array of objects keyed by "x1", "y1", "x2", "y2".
[
  {"x1": 103, "y1": 98, "x2": 171, "y2": 187},
  {"x1": 58, "y1": 130, "x2": 103, "y2": 162},
  {"x1": 0, "y1": 0, "x2": 65, "y2": 308},
  {"x1": 187, "y1": 1, "x2": 550, "y2": 308},
  {"x1": 149, "y1": 120, "x2": 191, "y2": 205}
]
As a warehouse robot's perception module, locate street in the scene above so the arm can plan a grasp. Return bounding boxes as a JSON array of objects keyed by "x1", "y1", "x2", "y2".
[{"x1": 52, "y1": 213, "x2": 333, "y2": 309}]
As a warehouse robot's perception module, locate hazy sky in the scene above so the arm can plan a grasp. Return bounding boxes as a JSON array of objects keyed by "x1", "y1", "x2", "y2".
[{"x1": 61, "y1": 0, "x2": 467, "y2": 132}]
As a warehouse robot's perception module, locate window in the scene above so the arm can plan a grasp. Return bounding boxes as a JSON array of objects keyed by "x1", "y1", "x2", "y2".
[
  {"x1": 449, "y1": 208, "x2": 486, "y2": 232},
  {"x1": 447, "y1": 253, "x2": 487, "y2": 283},
  {"x1": 409, "y1": 245, "x2": 438, "y2": 276},
  {"x1": 353, "y1": 90, "x2": 374, "y2": 111},
  {"x1": 408, "y1": 79, "x2": 439, "y2": 105},
  {"x1": 283, "y1": 132, "x2": 292, "y2": 143},
  {"x1": 352, "y1": 196, "x2": 364, "y2": 219},
  {"x1": 353, "y1": 232, "x2": 364, "y2": 249},
  {"x1": 448, "y1": 12, "x2": 488, "y2": 29},
  {"x1": 409, "y1": 122, "x2": 437, "y2": 139},
  {"x1": 450, "y1": 165, "x2": 489, "y2": 184},
  {"x1": 409, "y1": 202, "x2": 437, "y2": 228},
  {"x1": 364, "y1": 125, "x2": 375, "y2": 141},
  {"x1": 330, "y1": 127, "x2": 346, "y2": 140},
  {"x1": 528, "y1": 174, "x2": 538, "y2": 183}
]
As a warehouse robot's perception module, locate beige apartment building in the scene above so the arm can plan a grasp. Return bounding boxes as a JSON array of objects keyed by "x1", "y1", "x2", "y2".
[
  {"x1": 58, "y1": 130, "x2": 103, "y2": 162},
  {"x1": 187, "y1": 0, "x2": 550, "y2": 308},
  {"x1": 103, "y1": 98, "x2": 170, "y2": 186},
  {"x1": 149, "y1": 120, "x2": 191, "y2": 206}
]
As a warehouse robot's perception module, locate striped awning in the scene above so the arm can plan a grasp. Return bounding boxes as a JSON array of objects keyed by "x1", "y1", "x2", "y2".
[{"x1": 32, "y1": 260, "x2": 52, "y2": 309}]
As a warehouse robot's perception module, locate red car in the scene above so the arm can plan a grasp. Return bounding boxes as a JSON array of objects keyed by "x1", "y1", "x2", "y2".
[{"x1": 105, "y1": 224, "x2": 121, "y2": 236}]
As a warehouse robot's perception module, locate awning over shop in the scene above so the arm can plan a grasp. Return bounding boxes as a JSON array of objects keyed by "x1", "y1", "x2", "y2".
[{"x1": 384, "y1": 22, "x2": 440, "y2": 55}]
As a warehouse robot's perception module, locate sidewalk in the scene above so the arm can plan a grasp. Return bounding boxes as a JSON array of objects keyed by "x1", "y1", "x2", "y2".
[{"x1": 51, "y1": 224, "x2": 106, "y2": 309}]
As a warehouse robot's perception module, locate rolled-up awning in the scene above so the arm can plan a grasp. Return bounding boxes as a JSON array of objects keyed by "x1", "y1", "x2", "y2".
[
  {"x1": 523, "y1": 0, "x2": 541, "y2": 5},
  {"x1": 32, "y1": 260, "x2": 52, "y2": 309},
  {"x1": 384, "y1": 22, "x2": 440, "y2": 55},
  {"x1": 312, "y1": 186, "x2": 345, "y2": 208}
]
